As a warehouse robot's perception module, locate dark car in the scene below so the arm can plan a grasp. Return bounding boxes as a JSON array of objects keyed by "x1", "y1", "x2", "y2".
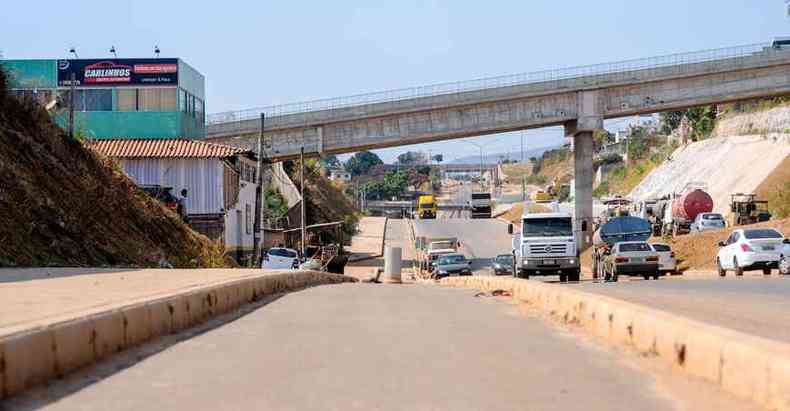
[
  {"x1": 433, "y1": 253, "x2": 472, "y2": 279},
  {"x1": 491, "y1": 254, "x2": 514, "y2": 275},
  {"x1": 140, "y1": 185, "x2": 178, "y2": 212}
]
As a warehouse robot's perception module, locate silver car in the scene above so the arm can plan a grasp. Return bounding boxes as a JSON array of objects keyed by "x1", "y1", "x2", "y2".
[
  {"x1": 650, "y1": 243, "x2": 678, "y2": 275},
  {"x1": 690, "y1": 213, "x2": 726, "y2": 233},
  {"x1": 434, "y1": 253, "x2": 473, "y2": 279}
]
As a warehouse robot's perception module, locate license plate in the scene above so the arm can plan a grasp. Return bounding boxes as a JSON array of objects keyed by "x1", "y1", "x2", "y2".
[
  {"x1": 543, "y1": 259, "x2": 556, "y2": 265},
  {"x1": 763, "y1": 246, "x2": 775, "y2": 251},
  {"x1": 631, "y1": 257, "x2": 643, "y2": 263},
  {"x1": 451, "y1": 272, "x2": 459, "y2": 276}
]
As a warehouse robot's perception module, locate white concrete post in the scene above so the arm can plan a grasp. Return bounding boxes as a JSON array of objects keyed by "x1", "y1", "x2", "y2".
[{"x1": 383, "y1": 246, "x2": 402, "y2": 284}]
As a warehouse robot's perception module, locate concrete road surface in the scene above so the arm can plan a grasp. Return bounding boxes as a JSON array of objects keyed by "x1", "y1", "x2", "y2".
[
  {"x1": 568, "y1": 276, "x2": 790, "y2": 343},
  {"x1": 413, "y1": 219, "x2": 512, "y2": 275},
  {"x1": 11, "y1": 284, "x2": 685, "y2": 411}
]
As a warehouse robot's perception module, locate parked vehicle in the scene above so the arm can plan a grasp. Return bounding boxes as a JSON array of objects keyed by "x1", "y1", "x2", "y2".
[
  {"x1": 716, "y1": 228, "x2": 786, "y2": 276},
  {"x1": 509, "y1": 202, "x2": 580, "y2": 282},
  {"x1": 690, "y1": 212, "x2": 726, "y2": 233},
  {"x1": 417, "y1": 194, "x2": 437, "y2": 219},
  {"x1": 650, "y1": 242, "x2": 678, "y2": 275},
  {"x1": 591, "y1": 216, "x2": 654, "y2": 282},
  {"x1": 262, "y1": 247, "x2": 300, "y2": 270},
  {"x1": 729, "y1": 193, "x2": 772, "y2": 226},
  {"x1": 470, "y1": 192, "x2": 492, "y2": 219},
  {"x1": 780, "y1": 239, "x2": 790, "y2": 275},
  {"x1": 491, "y1": 254, "x2": 514, "y2": 275},
  {"x1": 433, "y1": 253, "x2": 473, "y2": 279}
]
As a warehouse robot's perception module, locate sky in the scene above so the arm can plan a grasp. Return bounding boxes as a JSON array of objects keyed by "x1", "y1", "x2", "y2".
[{"x1": 2, "y1": 0, "x2": 789, "y2": 162}]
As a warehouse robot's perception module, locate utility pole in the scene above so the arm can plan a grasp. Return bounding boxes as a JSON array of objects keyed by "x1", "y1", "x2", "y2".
[
  {"x1": 521, "y1": 131, "x2": 525, "y2": 163},
  {"x1": 300, "y1": 146, "x2": 306, "y2": 260},
  {"x1": 253, "y1": 113, "x2": 265, "y2": 266},
  {"x1": 68, "y1": 73, "x2": 76, "y2": 139}
]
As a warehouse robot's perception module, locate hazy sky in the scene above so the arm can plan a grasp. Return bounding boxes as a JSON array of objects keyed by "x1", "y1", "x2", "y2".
[{"x1": 2, "y1": 1, "x2": 788, "y2": 162}]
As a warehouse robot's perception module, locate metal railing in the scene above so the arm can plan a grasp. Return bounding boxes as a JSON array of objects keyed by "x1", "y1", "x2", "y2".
[{"x1": 206, "y1": 42, "x2": 771, "y2": 126}]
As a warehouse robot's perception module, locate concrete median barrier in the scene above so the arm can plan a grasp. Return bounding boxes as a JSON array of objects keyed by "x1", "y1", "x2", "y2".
[
  {"x1": 0, "y1": 271, "x2": 356, "y2": 399},
  {"x1": 440, "y1": 276, "x2": 790, "y2": 411}
]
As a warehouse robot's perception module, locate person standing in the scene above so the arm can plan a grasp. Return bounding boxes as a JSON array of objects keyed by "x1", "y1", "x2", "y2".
[{"x1": 176, "y1": 188, "x2": 189, "y2": 223}]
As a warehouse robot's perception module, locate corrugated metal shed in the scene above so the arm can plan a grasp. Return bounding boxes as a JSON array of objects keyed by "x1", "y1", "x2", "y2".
[{"x1": 90, "y1": 138, "x2": 251, "y2": 159}]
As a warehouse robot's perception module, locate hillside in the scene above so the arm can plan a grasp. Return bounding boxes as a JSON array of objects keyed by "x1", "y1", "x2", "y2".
[{"x1": 0, "y1": 68, "x2": 225, "y2": 267}]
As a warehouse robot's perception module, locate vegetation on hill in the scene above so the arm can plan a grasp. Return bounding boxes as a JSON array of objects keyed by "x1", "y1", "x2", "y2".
[
  {"x1": 0, "y1": 67, "x2": 225, "y2": 267},
  {"x1": 754, "y1": 156, "x2": 790, "y2": 219},
  {"x1": 289, "y1": 159, "x2": 359, "y2": 238}
]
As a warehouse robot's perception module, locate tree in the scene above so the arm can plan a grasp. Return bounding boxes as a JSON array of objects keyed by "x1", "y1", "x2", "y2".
[
  {"x1": 344, "y1": 151, "x2": 383, "y2": 177},
  {"x1": 319, "y1": 154, "x2": 341, "y2": 169},
  {"x1": 431, "y1": 154, "x2": 443, "y2": 163},
  {"x1": 685, "y1": 105, "x2": 716, "y2": 141},
  {"x1": 660, "y1": 111, "x2": 684, "y2": 135},
  {"x1": 396, "y1": 151, "x2": 426, "y2": 165}
]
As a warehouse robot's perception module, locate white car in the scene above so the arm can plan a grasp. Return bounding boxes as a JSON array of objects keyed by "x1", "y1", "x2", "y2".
[
  {"x1": 716, "y1": 228, "x2": 785, "y2": 276},
  {"x1": 262, "y1": 247, "x2": 300, "y2": 270},
  {"x1": 690, "y1": 213, "x2": 726, "y2": 233},
  {"x1": 650, "y1": 243, "x2": 678, "y2": 275},
  {"x1": 781, "y1": 239, "x2": 790, "y2": 275}
]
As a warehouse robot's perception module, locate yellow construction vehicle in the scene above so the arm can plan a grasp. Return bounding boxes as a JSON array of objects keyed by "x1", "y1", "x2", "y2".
[{"x1": 417, "y1": 194, "x2": 437, "y2": 219}]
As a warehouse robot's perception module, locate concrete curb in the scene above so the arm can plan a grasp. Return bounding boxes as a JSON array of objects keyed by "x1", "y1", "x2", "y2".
[
  {"x1": 0, "y1": 271, "x2": 357, "y2": 399},
  {"x1": 439, "y1": 276, "x2": 790, "y2": 411},
  {"x1": 347, "y1": 217, "x2": 389, "y2": 263}
]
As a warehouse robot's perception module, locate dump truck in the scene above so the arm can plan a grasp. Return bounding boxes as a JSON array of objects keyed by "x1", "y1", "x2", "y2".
[
  {"x1": 591, "y1": 216, "x2": 654, "y2": 282},
  {"x1": 508, "y1": 202, "x2": 580, "y2": 282},
  {"x1": 417, "y1": 194, "x2": 437, "y2": 219},
  {"x1": 470, "y1": 192, "x2": 492, "y2": 219}
]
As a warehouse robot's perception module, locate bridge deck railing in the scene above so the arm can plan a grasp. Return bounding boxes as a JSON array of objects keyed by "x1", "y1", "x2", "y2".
[{"x1": 206, "y1": 42, "x2": 776, "y2": 132}]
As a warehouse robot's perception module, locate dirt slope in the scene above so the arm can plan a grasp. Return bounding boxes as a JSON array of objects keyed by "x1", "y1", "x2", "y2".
[{"x1": 0, "y1": 68, "x2": 224, "y2": 267}]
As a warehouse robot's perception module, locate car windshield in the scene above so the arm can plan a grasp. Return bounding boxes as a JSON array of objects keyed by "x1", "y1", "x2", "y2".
[
  {"x1": 651, "y1": 244, "x2": 671, "y2": 252},
  {"x1": 619, "y1": 243, "x2": 652, "y2": 252},
  {"x1": 743, "y1": 229, "x2": 783, "y2": 239},
  {"x1": 268, "y1": 248, "x2": 297, "y2": 258},
  {"x1": 437, "y1": 255, "x2": 466, "y2": 265},
  {"x1": 522, "y1": 218, "x2": 572, "y2": 238},
  {"x1": 702, "y1": 214, "x2": 723, "y2": 220},
  {"x1": 495, "y1": 255, "x2": 512, "y2": 264}
]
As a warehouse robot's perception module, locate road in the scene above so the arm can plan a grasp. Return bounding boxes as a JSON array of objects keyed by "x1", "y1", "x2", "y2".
[
  {"x1": 10, "y1": 283, "x2": 698, "y2": 411},
  {"x1": 568, "y1": 276, "x2": 790, "y2": 343},
  {"x1": 413, "y1": 218, "x2": 512, "y2": 275}
]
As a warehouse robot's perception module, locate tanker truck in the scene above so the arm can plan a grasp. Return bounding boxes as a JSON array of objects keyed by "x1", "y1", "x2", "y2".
[
  {"x1": 657, "y1": 184, "x2": 714, "y2": 237},
  {"x1": 591, "y1": 216, "x2": 654, "y2": 282}
]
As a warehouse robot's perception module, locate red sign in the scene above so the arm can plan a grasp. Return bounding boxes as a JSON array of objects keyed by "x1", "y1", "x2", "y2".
[{"x1": 133, "y1": 64, "x2": 178, "y2": 74}]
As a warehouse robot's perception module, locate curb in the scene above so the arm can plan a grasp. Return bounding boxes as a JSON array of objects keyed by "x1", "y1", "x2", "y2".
[
  {"x1": 0, "y1": 271, "x2": 356, "y2": 399},
  {"x1": 440, "y1": 276, "x2": 790, "y2": 411}
]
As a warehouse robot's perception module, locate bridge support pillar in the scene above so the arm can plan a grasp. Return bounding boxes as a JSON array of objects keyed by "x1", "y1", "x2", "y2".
[{"x1": 566, "y1": 91, "x2": 603, "y2": 252}]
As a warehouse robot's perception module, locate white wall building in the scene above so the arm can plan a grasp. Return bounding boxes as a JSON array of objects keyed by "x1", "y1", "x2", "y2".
[
  {"x1": 91, "y1": 139, "x2": 259, "y2": 261},
  {"x1": 328, "y1": 168, "x2": 351, "y2": 182}
]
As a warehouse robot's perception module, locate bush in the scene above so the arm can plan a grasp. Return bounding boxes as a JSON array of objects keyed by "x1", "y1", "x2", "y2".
[
  {"x1": 593, "y1": 181, "x2": 610, "y2": 198},
  {"x1": 767, "y1": 182, "x2": 790, "y2": 219}
]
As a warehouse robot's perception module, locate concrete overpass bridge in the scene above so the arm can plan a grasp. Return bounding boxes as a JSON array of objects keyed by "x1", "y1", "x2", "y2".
[{"x1": 205, "y1": 42, "x2": 790, "y2": 247}]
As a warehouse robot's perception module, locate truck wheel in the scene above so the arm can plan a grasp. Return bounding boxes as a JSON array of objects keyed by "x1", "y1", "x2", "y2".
[
  {"x1": 717, "y1": 259, "x2": 726, "y2": 277},
  {"x1": 652, "y1": 272, "x2": 659, "y2": 280},
  {"x1": 559, "y1": 274, "x2": 567, "y2": 283},
  {"x1": 569, "y1": 271, "x2": 581, "y2": 282},
  {"x1": 642, "y1": 274, "x2": 650, "y2": 280},
  {"x1": 734, "y1": 258, "x2": 744, "y2": 276},
  {"x1": 763, "y1": 267, "x2": 772, "y2": 275}
]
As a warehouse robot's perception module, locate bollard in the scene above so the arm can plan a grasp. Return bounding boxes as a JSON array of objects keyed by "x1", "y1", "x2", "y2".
[{"x1": 383, "y1": 246, "x2": 402, "y2": 284}]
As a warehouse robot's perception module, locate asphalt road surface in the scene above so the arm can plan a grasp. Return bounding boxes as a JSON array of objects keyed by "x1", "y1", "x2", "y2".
[
  {"x1": 11, "y1": 284, "x2": 686, "y2": 411},
  {"x1": 413, "y1": 218, "x2": 512, "y2": 275},
  {"x1": 569, "y1": 276, "x2": 790, "y2": 343}
]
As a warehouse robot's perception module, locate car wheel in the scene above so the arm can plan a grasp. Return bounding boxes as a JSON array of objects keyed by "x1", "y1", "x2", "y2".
[
  {"x1": 734, "y1": 258, "x2": 744, "y2": 276},
  {"x1": 717, "y1": 258, "x2": 726, "y2": 277},
  {"x1": 763, "y1": 267, "x2": 772, "y2": 275},
  {"x1": 780, "y1": 256, "x2": 790, "y2": 275}
]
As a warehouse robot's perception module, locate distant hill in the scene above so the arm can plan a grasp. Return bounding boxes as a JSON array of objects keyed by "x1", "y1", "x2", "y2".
[{"x1": 447, "y1": 146, "x2": 560, "y2": 165}]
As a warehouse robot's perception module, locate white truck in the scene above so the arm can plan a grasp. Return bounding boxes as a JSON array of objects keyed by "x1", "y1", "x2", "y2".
[
  {"x1": 508, "y1": 203, "x2": 580, "y2": 282},
  {"x1": 415, "y1": 237, "x2": 459, "y2": 275}
]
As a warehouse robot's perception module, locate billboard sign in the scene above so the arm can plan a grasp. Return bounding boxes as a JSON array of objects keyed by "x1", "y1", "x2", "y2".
[{"x1": 57, "y1": 58, "x2": 178, "y2": 86}]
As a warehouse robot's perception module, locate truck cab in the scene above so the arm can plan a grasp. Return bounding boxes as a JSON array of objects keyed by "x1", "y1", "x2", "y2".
[
  {"x1": 470, "y1": 192, "x2": 492, "y2": 219},
  {"x1": 417, "y1": 195, "x2": 437, "y2": 219},
  {"x1": 509, "y1": 204, "x2": 580, "y2": 282}
]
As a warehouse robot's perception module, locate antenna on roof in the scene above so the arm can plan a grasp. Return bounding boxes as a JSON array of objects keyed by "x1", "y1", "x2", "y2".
[
  {"x1": 110, "y1": 46, "x2": 117, "y2": 58},
  {"x1": 69, "y1": 47, "x2": 78, "y2": 59}
]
